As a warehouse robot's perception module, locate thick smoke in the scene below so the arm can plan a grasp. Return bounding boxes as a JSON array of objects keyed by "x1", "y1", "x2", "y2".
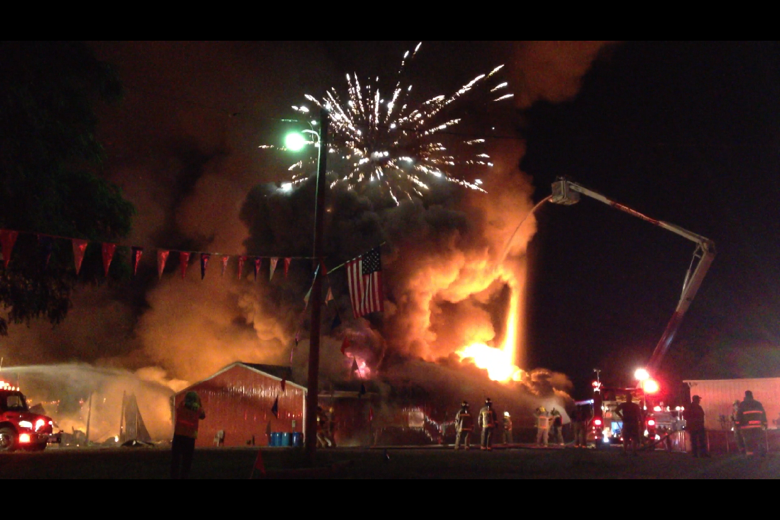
[{"x1": 0, "y1": 42, "x2": 614, "y2": 438}]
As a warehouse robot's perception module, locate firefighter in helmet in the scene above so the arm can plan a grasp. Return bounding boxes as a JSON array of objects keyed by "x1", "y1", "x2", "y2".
[
  {"x1": 535, "y1": 406, "x2": 551, "y2": 447},
  {"x1": 454, "y1": 400, "x2": 474, "y2": 450},
  {"x1": 478, "y1": 397, "x2": 498, "y2": 451},
  {"x1": 502, "y1": 411, "x2": 513, "y2": 445},
  {"x1": 316, "y1": 406, "x2": 331, "y2": 448},
  {"x1": 737, "y1": 390, "x2": 768, "y2": 457}
]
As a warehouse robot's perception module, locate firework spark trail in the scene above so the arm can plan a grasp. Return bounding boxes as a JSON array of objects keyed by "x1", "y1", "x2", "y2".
[{"x1": 261, "y1": 43, "x2": 514, "y2": 204}]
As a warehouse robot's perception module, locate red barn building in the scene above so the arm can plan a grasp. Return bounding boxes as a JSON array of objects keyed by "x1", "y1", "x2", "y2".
[{"x1": 173, "y1": 362, "x2": 306, "y2": 448}]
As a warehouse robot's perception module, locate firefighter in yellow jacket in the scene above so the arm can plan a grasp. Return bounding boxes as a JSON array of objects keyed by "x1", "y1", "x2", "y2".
[
  {"x1": 478, "y1": 398, "x2": 498, "y2": 451},
  {"x1": 171, "y1": 391, "x2": 206, "y2": 479}
]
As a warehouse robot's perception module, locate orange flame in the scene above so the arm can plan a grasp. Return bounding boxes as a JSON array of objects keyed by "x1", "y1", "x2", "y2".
[{"x1": 457, "y1": 285, "x2": 525, "y2": 382}]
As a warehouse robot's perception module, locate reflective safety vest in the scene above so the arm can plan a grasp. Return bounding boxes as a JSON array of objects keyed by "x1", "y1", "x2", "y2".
[
  {"x1": 479, "y1": 407, "x2": 496, "y2": 428},
  {"x1": 738, "y1": 399, "x2": 767, "y2": 430},
  {"x1": 174, "y1": 403, "x2": 205, "y2": 439},
  {"x1": 456, "y1": 410, "x2": 474, "y2": 432}
]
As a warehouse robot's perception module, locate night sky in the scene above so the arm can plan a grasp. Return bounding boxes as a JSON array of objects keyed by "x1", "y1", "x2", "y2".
[{"x1": 5, "y1": 41, "x2": 780, "y2": 407}]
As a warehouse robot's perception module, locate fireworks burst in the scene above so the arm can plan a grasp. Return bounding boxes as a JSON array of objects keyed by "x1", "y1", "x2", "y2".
[{"x1": 261, "y1": 42, "x2": 513, "y2": 204}]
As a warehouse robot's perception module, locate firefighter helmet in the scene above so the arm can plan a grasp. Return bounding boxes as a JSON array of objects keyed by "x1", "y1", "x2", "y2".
[
  {"x1": 461, "y1": 400, "x2": 469, "y2": 408},
  {"x1": 185, "y1": 391, "x2": 199, "y2": 404},
  {"x1": 485, "y1": 397, "x2": 492, "y2": 405}
]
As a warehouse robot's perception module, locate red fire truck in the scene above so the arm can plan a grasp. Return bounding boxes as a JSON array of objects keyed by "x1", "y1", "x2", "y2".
[{"x1": 0, "y1": 380, "x2": 56, "y2": 452}]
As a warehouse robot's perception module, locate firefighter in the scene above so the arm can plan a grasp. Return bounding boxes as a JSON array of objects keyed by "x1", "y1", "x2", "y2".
[
  {"x1": 572, "y1": 404, "x2": 590, "y2": 448},
  {"x1": 502, "y1": 411, "x2": 513, "y2": 445},
  {"x1": 684, "y1": 395, "x2": 709, "y2": 458},
  {"x1": 171, "y1": 391, "x2": 206, "y2": 479},
  {"x1": 316, "y1": 406, "x2": 331, "y2": 448},
  {"x1": 478, "y1": 397, "x2": 498, "y2": 451},
  {"x1": 730, "y1": 400, "x2": 746, "y2": 455},
  {"x1": 535, "y1": 406, "x2": 551, "y2": 447},
  {"x1": 737, "y1": 390, "x2": 768, "y2": 457},
  {"x1": 326, "y1": 406, "x2": 337, "y2": 448},
  {"x1": 615, "y1": 393, "x2": 641, "y2": 456},
  {"x1": 550, "y1": 408, "x2": 564, "y2": 446},
  {"x1": 454, "y1": 400, "x2": 474, "y2": 450}
]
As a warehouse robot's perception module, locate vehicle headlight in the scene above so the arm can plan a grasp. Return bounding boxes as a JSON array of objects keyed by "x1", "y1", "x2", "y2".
[{"x1": 18, "y1": 420, "x2": 33, "y2": 429}]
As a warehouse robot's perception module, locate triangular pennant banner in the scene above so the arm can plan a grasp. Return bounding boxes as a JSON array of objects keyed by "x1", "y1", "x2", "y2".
[
  {"x1": 360, "y1": 383, "x2": 366, "y2": 397},
  {"x1": 281, "y1": 378, "x2": 286, "y2": 392},
  {"x1": 72, "y1": 239, "x2": 88, "y2": 276},
  {"x1": 38, "y1": 235, "x2": 54, "y2": 271},
  {"x1": 221, "y1": 255, "x2": 229, "y2": 277},
  {"x1": 157, "y1": 250, "x2": 169, "y2": 279},
  {"x1": 200, "y1": 253, "x2": 210, "y2": 280},
  {"x1": 254, "y1": 257, "x2": 261, "y2": 281},
  {"x1": 271, "y1": 396, "x2": 279, "y2": 418},
  {"x1": 179, "y1": 251, "x2": 190, "y2": 279},
  {"x1": 284, "y1": 257, "x2": 291, "y2": 278},
  {"x1": 351, "y1": 357, "x2": 359, "y2": 375},
  {"x1": 0, "y1": 230, "x2": 19, "y2": 269},
  {"x1": 238, "y1": 256, "x2": 246, "y2": 280},
  {"x1": 269, "y1": 257, "x2": 278, "y2": 280},
  {"x1": 132, "y1": 247, "x2": 143, "y2": 276},
  {"x1": 325, "y1": 287, "x2": 334, "y2": 304},
  {"x1": 102, "y1": 243, "x2": 117, "y2": 277},
  {"x1": 303, "y1": 285, "x2": 312, "y2": 309}
]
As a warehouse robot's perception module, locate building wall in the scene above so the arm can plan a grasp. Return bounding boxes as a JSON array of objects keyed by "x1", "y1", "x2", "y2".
[
  {"x1": 174, "y1": 364, "x2": 306, "y2": 448},
  {"x1": 684, "y1": 378, "x2": 780, "y2": 432}
]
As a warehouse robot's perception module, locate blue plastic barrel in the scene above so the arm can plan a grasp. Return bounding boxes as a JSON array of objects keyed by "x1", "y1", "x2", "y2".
[
  {"x1": 270, "y1": 432, "x2": 281, "y2": 447},
  {"x1": 292, "y1": 432, "x2": 303, "y2": 447},
  {"x1": 281, "y1": 432, "x2": 291, "y2": 446}
]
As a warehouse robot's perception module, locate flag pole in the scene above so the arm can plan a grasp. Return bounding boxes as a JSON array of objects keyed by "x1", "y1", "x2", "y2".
[{"x1": 305, "y1": 107, "x2": 329, "y2": 466}]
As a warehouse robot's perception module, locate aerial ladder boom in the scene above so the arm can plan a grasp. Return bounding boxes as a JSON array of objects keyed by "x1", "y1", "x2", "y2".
[{"x1": 550, "y1": 178, "x2": 716, "y2": 374}]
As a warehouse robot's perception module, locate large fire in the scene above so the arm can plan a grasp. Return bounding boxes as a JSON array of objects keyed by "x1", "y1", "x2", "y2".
[{"x1": 457, "y1": 283, "x2": 526, "y2": 383}]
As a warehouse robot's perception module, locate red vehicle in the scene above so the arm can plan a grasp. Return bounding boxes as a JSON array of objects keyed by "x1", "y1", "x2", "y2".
[{"x1": 0, "y1": 380, "x2": 56, "y2": 452}]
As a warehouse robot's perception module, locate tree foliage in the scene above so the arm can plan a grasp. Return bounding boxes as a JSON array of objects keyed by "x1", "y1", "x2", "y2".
[{"x1": 0, "y1": 41, "x2": 135, "y2": 335}]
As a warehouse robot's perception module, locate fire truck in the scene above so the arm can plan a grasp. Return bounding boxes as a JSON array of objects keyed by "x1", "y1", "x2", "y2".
[{"x1": 0, "y1": 380, "x2": 56, "y2": 452}]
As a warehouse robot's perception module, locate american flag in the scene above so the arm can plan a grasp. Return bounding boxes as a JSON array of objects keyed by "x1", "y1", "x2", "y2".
[{"x1": 346, "y1": 246, "x2": 384, "y2": 318}]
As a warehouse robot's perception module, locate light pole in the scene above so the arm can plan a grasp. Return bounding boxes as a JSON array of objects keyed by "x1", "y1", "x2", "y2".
[{"x1": 304, "y1": 107, "x2": 329, "y2": 465}]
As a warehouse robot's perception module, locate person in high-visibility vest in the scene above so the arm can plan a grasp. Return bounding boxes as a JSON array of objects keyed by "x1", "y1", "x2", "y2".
[
  {"x1": 535, "y1": 406, "x2": 551, "y2": 447},
  {"x1": 737, "y1": 390, "x2": 767, "y2": 457},
  {"x1": 502, "y1": 411, "x2": 513, "y2": 445},
  {"x1": 171, "y1": 391, "x2": 206, "y2": 479}
]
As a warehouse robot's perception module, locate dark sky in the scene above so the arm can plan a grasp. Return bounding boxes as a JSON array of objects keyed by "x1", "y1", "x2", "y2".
[
  {"x1": 521, "y1": 41, "x2": 780, "y2": 397},
  {"x1": 6, "y1": 41, "x2": 780, "y2": 405}
]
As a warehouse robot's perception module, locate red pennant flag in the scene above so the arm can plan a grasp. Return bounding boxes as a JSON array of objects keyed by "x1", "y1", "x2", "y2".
[
  {"x1": 200, "y1": 253, "x2": 210, "y2": 280},
  {"x1": 253, "y1": 449, "x2": 266, "y2": 475},
  {"x1": 132, "y1": 247, "x2": 143, "y2": 276},
  {"x1": 101, "y1": 243, "x2": 116, "y2": 277},
  {"x1": 179, "y1": 252, "x2": 190, "y2": 279},
  {"x1": 271, "y1": 396, "x2": 279, "y2": 418},
  {"x1": 320, "y1": 259, "x2": 328, "y2": 276},
  {"x1": 0, "y1": 230, "x2": 18, "y2": 269},
  {"x1": 238, "y1": 256, "x2": 246, "y2": 280},
  {"x1": 281, "y1": 378, "x2": 286, "y2": 392},
  {"x1": 341, "y1": 335, "x2": 350, "y2": 356},
  {"x1": 284, "y1": 258, "x2": 291, "y2": 278},
  {"x1": 221, "y1": 255, "x2": 229, "y2": 277},
  {"x1": 269, "y1": 257, "x2": 278, "y2": 280},
  {"x1": 351, "y1": 357, "x2": 359, "y2": 377},
  {"x1": 157, "y1": 250, "x2": 169, "y2": 279},
  {"x1": 72, "y1": 239, "x2": 88, "y2": 275},
  {"x1": 325, "y1": 287, "x2": 334, "y2": 304},
  {"x1": 253, "y1": 257, "x2": 261, "y2": 281}
]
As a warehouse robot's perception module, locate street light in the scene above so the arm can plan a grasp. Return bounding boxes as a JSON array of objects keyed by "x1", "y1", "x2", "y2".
[{"x1": 299, "y1": 107, "x2": 329, "y2": 465}]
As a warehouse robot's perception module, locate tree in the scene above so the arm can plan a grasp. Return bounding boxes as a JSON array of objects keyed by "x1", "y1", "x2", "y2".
[{"x1": 0, "y1": 41, "x2": 135, "y2": 335}]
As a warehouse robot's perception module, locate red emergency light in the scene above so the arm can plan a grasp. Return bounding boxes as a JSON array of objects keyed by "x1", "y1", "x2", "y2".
[
  {"x1": 647, "y1": 419, "x2": 656, "y2": 427},
  {"x1": 593, "y1": 418, "x2": 602, "y2": 426},
  {"x1": 642, "y1": 379, "x2": 660, "y2": 394}
]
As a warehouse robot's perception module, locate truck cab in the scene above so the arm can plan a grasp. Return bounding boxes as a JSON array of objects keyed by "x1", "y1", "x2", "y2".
[
  {"x1": 592, "y1": 386, "x2": 660, "y2": 448},
  {"x1": 0, "y1": 381, "x2": 56, "y2": 452}
]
